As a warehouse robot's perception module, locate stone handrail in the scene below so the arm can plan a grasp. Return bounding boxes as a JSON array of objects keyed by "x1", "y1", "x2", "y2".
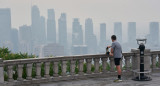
[{"x1": 0, "y1": 50, "x2": 160, "y2": 86}]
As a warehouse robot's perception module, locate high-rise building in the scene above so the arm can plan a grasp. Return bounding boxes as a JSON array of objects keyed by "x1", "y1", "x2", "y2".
[
  {"x1": 128, "y1": 22, "x2": 136, "y2": 45},
  {"x1": 72, "y1": 18, "x2": 83, "y2": 45},
  {"x1": 19, "y1": 25, "x2": 32, "y2": 54},
  {"x1": 47, "y1": 9, "x2": 56, "y2": 43},
  {"x1": 149, "y1": 22, "x2": 159, "y2": 47},
  {"x1": 114, "y1": 22, "x2": 122, "y2": 44},
  {"x1": 0, "y1": 8, "x2": 11, "y2": 48},
  {"x1": 11, "y1": 28, "x2": 19, "y2": 53},
  {"x1": 58, "y1": 13, "x2": 68, "y2": 55},
  {"x1": 39, "y1": 16, "x2": 46, "y2": 44},
  {"x1": 99, "y1": 23, "x2": 107, "y2": 53},
  {"x1": 31, "y1": 5, "x2": 41, "y2": 44},
  {"x1": 85, "y1": 18, "x2": 97, "y2": 54}
]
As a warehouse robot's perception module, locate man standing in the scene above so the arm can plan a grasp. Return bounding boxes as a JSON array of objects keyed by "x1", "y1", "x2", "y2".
[{"x1": 107, "y1": 35, "x2": 122, "y2": 82}]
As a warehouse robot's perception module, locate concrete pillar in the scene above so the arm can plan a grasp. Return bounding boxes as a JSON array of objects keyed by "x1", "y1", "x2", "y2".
[
  {"x1": 94, "y1": 58, "x2": 100, "y2": 73},
  {"x1": 131, "y1": 49, "x2": 151, "y2": 71},
  {"x1": 44, "y1": 62, "x2": 50, "y2": 78},
  {"x1": 102, "y1": 57, "x2": 108, "y2": 73},
  {"x1": 124, "y1": 56, "x2": 131, "y2": 71},
  {"x1": 26, "y1": 63, "x2": 33, "y2": 80},
  {"x1": 62, "y1": 61, "x2": 67, "y2": 76},
  {"x1": 109, "y1": 57, "x2": 115, "y2": 72},
  {"x1": 17, "y1": 64, "x2": 24, "y2": 81},
  {"x1": 86, "y1": 58, "x2": 92, "y2": 74},
  {"x1": 36, "y1": 62, "x2": 41, "y2": 79},
  {"x1": 0, "y1": 58, "x2": 4, "y2": 83},
  {"x1": 53, "y1": 61, "x2": 59, "y2": 77},
  {"x1": 70, "y1": 60, "x2": 76, "y2": 75},
  {"x1": 78, "y1": 59, "x2": 84, "y2": 75}
]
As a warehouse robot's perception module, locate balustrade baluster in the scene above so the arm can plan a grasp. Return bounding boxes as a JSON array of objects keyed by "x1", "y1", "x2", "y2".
[
  {"x1": 102, "y1": 57, "x2": 108, "y2": 73},
  {"x1": 8, "y1": 65, "x2": 13, "y2": 82},
  {"x1": 26, "y1": 63, "x2": 32, "y2": 80},
  {"x1": 62, "y1": 61, "x2": 67, "y2": 76},
  {"x1": 109, "y1": 57, "x2": 115, "y2": 72},
  {"x1": 124, "y1": 56, "x2": 131, "y2": 71},
  {"x1": 94, "y1": 58, "x2": 100, "y2": 73},
  {"x1": 53, "y1": 61, "x2": 59, "y2": 77},
  {"x1": 70, "y1": 60, "x2": 76, "y2": 75},
  {"x1": 78, "y1": 59, "x2": 84, "y2": 75},
  {"x1": 17, "y1": 64, "x2": 24, "y2": 81},
  {"x1": 86, "y1": 58, "x2": 92, "y2": 74},
  {"x1": 36, "y1": 62, "x2": 41, "y2": 79},
  {"x1": 44, "y1": 62, "x2": 50, "y2": 78}
]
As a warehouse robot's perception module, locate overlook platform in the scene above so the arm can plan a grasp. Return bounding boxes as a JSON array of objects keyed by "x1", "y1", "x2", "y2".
[
  {"x1": 0, "y1": 49, "x2": 160, "y2": 86},
  {"x1": 41, "y1": 73, "x2": 160, "y2": 86}
]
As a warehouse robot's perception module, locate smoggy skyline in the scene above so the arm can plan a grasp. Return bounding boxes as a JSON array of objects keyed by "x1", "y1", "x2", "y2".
[{"x1": 0, "y1": 0, "x2": 160, "y2": 42}]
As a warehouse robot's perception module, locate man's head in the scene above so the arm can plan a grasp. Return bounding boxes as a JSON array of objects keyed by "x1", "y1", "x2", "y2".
[{"x1": 111, "y1": 35, "x2": 116, "y2": 42}]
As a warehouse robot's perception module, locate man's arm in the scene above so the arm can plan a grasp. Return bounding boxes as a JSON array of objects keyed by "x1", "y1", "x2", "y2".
[{"x1": 109, "y1": 48, "x2": 114, "y2": 56}]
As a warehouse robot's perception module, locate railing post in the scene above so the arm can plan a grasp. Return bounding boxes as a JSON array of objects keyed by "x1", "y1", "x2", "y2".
[
  {"x1": 62, "y1": 61, "x2": 67, "y2": 76},
  {"x1": 8, "y1": 65, "x2": 13, "y2": 82},
  {"x1": 94, "y1": 58, "x2": 100, "y2": 73},
  {"x1": 151, "y1": 54, "x2": 157, "y2": 69},
  {"x1": 0, "y1": 58, "x2": 4, "y2": 83},
  {"x1": 53, "y1": 61, "x2": 59, "y2": 77},
  {"x1": 36, "y1": 62, "x2": 41, "y2": 79},
  {"x1": 26, "y1": 63, "x2": 32, "y2": 80},
  {"x1": 44, "y1": 62, "x2": 50, "y2": 79},
  {"x1": 124, "y1": 56, "x2": 131, "y2": 71},
  {"x1": 17, "y1": 64, "x2": 24, "y2": 81},
  {"x1": 86, "y1": 58, "x2": 92, "y2": 74},
  {"x1": 158, "y1": 54, "x2": 160, "y2": 68},
  {"x1": 102, "y1": 57, "x2": 108, "y2": 73},
  {"x1": 78, "y1": 59, "x2": 84, "y2": 75},
  {"x1": 70, "y1": 60, "x2": 76, "y2": 75},
  {"x1": 109, "y1": 57, "x2": 115, "y2": 72}
]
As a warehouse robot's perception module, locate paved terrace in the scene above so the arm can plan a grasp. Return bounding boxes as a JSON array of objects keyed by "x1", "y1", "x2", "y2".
[{"x1": 0, "y1": 49, "x2": 160, "y2": 86}]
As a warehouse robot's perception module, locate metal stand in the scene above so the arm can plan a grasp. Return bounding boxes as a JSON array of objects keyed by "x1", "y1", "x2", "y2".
[{"x1": 132, "y1": 39, "x2": 152, "y2": 81}]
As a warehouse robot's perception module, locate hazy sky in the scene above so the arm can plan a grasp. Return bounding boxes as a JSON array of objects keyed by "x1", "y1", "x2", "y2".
[{"x1": 0, "y1": 0, "x2": 160, "y2": 42}]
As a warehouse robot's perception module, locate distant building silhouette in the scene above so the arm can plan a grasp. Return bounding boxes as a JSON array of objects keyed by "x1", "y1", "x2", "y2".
[
  {"x1": 114, "y1": 22, "x2": 122, "y2": 44},
  {"x1": 0, "y1": 8, "x2": 12, "y2": 48},
  {"x1": 85, "y1": 18, "x2": 97, "y2": 54},
  {"x1": 11, "y1": 28, "x2": 19, "y2": 53},
  {"x1": 128, "y1": 22, "x2": 136, "y2": 46},
  {"x1": 149, "y1": 22, "x2": 159, "y2": 47},
  {"x1": 72, "y1": 18, "x2": 83, "y2": 45},
  {"x1": 58, "y1": 13, "x2": 68, "y2": 55},
  {"x1": 99, "y1": 23, "x2": 107, "y2": 53},
  {"x1": 19, "y1": 25, "x2": 32, "y2": 54},
  {"x1": 47, "y1": 9, "x2": 56, "y2": 43}
]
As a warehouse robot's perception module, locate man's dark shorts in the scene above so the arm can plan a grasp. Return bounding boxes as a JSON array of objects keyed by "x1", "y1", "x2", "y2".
[{"x1": 114, "y1": 58, "x2": 121, "y2": 66}]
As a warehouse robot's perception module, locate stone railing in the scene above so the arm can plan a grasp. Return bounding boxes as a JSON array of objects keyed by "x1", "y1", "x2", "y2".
[{"x1": 0, "y1": 49, "x2": 160, "y2": 86}]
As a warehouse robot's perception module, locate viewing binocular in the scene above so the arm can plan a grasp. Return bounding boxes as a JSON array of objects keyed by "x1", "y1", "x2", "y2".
[{"x1": 106, "y1": 47, "x2": 110, "y2": 55}]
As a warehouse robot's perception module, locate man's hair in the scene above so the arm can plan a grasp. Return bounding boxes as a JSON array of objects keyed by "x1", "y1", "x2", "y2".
[{"x1": 111, "y1": 35, "x2": 116, "y2": 40}]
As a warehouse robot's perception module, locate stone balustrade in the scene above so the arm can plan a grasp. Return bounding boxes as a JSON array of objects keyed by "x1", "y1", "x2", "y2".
[{"x1": 0, "y1": 49, "x2": 160, "y2": 86}]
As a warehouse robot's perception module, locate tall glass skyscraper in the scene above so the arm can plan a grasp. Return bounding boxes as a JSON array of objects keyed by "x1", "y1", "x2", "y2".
[
  {"x1": 47, "y1": 9, "x2": 56, "y2": 43},
  {"x1": 114, "y1": 22, "x2": 122, "y2": 44}
]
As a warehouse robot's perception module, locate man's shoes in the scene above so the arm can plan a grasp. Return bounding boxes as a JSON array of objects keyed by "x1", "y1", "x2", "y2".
[{"x1": 114, "y1": 78, "x2": 122, "y2": 82}]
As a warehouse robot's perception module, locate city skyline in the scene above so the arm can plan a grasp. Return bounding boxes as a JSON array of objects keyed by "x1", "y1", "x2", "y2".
[{"x1": 0, "y1": 4, "x2": 160, "y2": 56}]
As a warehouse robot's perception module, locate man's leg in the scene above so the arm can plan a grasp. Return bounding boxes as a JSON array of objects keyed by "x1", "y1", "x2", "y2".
[{"x1": 116, "y1": 65, "x2": 121, "y2": 79}]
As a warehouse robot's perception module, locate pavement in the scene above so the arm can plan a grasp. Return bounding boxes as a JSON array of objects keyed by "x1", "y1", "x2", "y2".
[{"x1": 40, "y1": 73, "x2": 160, "y2": 86}]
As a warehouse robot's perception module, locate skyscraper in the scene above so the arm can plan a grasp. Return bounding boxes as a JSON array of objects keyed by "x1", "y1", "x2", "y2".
[
  {"x1": 149, "y1": 22, "x2": 159, "y2": 47},
  {"x1": 0, "y1": 8, "x2": 11, "y2": 48},
  {"x1": 85, "y1": 18, "x2": 97, "y2": 54},
  {"x1": 99, "y1": 23, "x2": 107, "y2": 53},
  {"x1": 31, "y1": 5, "x2": 41, "y2": 44},
  {"x1": 19, "y1": 25, "x2": 32, "y2": 54},
  {"x1": 114, "y1": 22, "x2": 122, "y2": 44},
  {"x1": 11, "y1": 28, "x2": 19, "y2": 53},
  {"x1": 39, "y1": 16, "x2": 46, "y2": 44},
  {"x1": 72, "y1": 18, "x2": 83, "y2": 45},
  {"x1": 128, "y1": 22, "x2": 136, "y2": 44},
  {"x1": 58, "y1": 13, "x2": 68, "y2": 55},
  {"x1": 47, "y1": 9, "x2": 56, "y2": 43}
]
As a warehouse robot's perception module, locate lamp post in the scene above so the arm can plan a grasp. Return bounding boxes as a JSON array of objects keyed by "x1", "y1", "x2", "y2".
[{"x1": 133, "y1": 39, "x2": 152, "y2": 81}]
